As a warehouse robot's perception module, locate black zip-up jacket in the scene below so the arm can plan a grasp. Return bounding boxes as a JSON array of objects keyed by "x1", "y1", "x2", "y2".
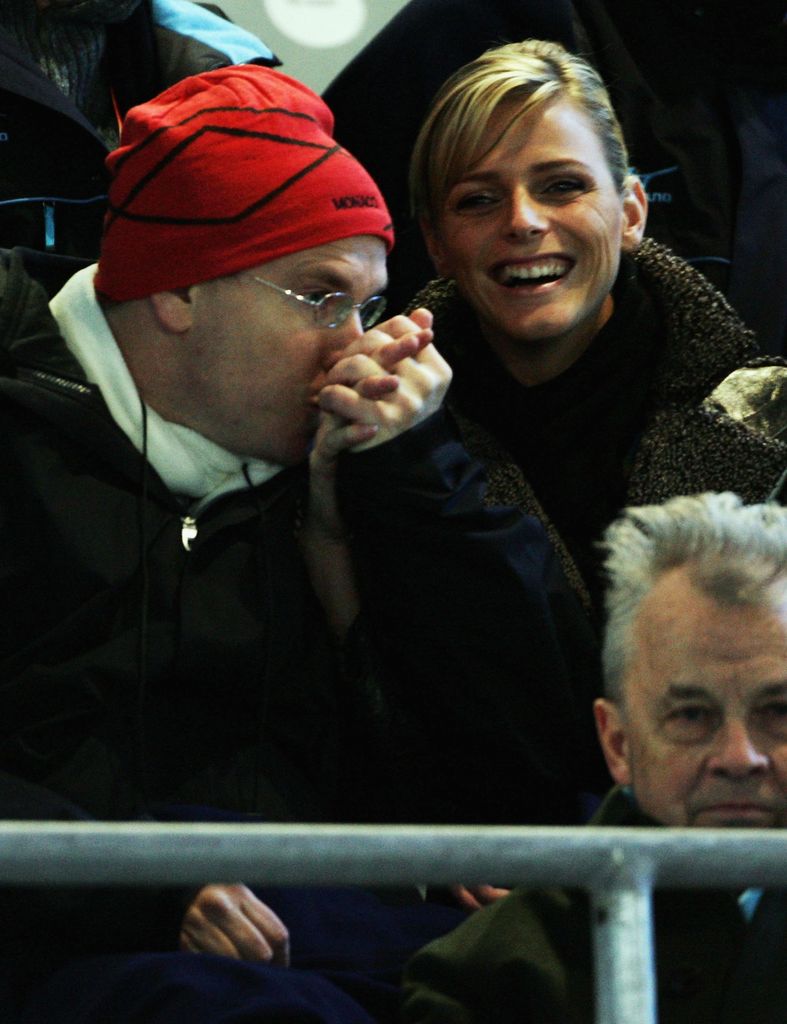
[{"x1": 0, "y1": 250, "x2": 607, "y2": 829}]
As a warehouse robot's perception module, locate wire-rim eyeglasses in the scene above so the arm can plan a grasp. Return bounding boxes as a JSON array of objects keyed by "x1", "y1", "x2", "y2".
[{"x1": 252, "y1": 275, "x2": 387, "y2": 329}]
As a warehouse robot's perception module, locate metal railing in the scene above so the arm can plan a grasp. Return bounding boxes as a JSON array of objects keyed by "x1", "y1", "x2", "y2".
[{"x1": 1, "y1": 821, "x2": 786, "y2": 1024}]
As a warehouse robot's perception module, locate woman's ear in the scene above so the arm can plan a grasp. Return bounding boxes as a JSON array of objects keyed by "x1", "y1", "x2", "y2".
[
  {"x1": 620, "y1": 177, "x2": 648, "y2": 252},
  {"x1": 421, "y1": 217, "x2": 453, "y2": 278},
  {"x1": 149, "y1": 288, "x2": 194, "y2": 335}
]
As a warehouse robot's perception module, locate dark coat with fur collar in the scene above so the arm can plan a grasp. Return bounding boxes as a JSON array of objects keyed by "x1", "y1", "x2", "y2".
[{"x1": 412, "y1": 239, "x2": 787, "y2": 611}]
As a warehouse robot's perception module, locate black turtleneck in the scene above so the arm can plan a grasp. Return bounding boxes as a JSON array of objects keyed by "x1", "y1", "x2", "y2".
[{"x1": 450, "y1": 255, "x2": 662, "y2": 613}]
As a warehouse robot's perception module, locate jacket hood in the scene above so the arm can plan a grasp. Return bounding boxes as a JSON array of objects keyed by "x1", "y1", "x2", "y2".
[{"x1": 0, "y1": 27, "x2": 101, "y2": 135}]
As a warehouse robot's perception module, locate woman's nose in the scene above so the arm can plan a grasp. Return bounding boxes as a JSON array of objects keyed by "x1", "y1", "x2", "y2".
[{"x1": 506, "y1": 189, "x2": 548, "y2": 237}]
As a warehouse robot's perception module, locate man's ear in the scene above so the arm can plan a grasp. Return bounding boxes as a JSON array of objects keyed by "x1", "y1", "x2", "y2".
[
  {"x1": 149, "y1": 289, "x2": 194, "y2": 335},
  {"x1": 620, "y1": 177, "x2": 648, "y2": 252},
  {"x1": 420, "y1": 217, "x2": 453, "y2": 278},
  {"x1": 593, "y1": 698, "x2": 632, "y2": 786}
]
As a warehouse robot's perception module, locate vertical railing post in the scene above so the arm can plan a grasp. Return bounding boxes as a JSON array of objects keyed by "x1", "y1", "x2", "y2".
[{"x1": 591, "y1": 849, "x2": 656, "y2": 1024}]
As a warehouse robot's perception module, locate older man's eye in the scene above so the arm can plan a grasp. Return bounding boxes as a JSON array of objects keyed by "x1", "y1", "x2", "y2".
[
  {"x1": 756, "y1": 701, "x2": 787, "y2": 737},
  {"x1": 663, "y1": 705, "x2": 716, "y2": 741}
]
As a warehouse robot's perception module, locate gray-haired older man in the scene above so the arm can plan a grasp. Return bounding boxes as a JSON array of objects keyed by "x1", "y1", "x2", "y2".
[{"x1": 404, "y1": 491, "x2": 787, "y2": 1024}]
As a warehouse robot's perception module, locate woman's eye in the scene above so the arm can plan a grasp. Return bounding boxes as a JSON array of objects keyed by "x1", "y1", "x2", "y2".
[
  {"x1": 542, "y1": 178, "x2": 586, "y2": 197},
  {"x1": 452, "y1": 192, "x2": 498, "y2": 212}
]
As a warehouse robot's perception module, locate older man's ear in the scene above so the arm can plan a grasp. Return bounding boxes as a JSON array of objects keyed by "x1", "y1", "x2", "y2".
[{"x1": 593, "y1": 698, "x2": 631, "y2": 786}]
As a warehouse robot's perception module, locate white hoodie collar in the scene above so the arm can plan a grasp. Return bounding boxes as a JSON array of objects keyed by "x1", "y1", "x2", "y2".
[{"x1": 49, "y1": 265, "x2": 282, "y2": 506}]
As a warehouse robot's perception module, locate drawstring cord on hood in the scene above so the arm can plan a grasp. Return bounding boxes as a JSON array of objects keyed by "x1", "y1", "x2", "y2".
[
  {"x1": 133, "y1": 396, "x2": 150, "y2": 816},
  {"x1": 242, "y1": 462, "x2": 273, "y2": 815}
]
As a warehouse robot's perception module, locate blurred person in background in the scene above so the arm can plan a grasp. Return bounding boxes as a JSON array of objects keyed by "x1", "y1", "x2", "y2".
[{"x1": 0, "y1": 0, "x2": 277, "y2": 262}]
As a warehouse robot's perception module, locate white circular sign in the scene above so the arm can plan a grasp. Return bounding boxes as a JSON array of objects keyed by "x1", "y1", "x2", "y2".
[{"x1": 264, "y1": 0, "x2": 367, "y2": 49}]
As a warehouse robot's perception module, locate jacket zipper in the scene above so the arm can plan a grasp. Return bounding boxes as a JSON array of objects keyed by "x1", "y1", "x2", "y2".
[
  {"x1": 27, "y1": 368, "x2": 93, "y2": 395},
  {"x1": 181, "y1": 515, "x2": 198, "y2": 551}
]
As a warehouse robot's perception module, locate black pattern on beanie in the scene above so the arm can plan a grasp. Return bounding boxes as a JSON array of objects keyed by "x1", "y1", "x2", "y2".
[{"x1": 105, "y1": 105, "x2": 342, "y2": 232}]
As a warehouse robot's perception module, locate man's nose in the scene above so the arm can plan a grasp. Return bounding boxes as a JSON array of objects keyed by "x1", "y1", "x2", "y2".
[
  {"x1": 322, "y1": 311, "x2": 365, "y2": 367},
  {"x1": 708, "y1": 719, "x2": 770, "y2": 778}
]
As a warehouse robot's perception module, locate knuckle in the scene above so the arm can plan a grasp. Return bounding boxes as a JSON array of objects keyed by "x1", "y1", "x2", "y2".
[
  {"x1": 269, "y1": 922, "x2": 290, "y2": 949},
  {"x1": 198, "y1": 885, "x2": 236, "y2": 917},
  {"x1": 385, "y1": 314, "x2": 416, "y2": 331}
]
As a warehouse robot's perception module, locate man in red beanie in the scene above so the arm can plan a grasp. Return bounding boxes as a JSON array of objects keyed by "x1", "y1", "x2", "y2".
[{"x1": 0, "y1": 64, "x2": 601, "y2": 1023}]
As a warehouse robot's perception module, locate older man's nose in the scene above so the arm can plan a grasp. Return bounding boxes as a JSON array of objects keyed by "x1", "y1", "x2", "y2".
[{"x1": 708, "y1": 719, "x2": 770, "y2": 778}]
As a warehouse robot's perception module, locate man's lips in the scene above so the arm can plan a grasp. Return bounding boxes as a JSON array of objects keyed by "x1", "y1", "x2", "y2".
[{"x1": 694, "y1": 802, "x2": 779, "y2": 823}]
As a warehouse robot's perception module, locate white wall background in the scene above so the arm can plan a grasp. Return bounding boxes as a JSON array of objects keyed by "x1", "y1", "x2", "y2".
[{"x1": 204, "y1": 0, "x2": 409, "y2": 94}]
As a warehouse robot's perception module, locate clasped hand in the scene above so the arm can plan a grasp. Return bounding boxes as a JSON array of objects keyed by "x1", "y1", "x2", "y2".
[
  {"x1": 313, "y1": 306, "x2": 452, "y2": 463},
  {"x1": 305, "y1": 308, "x2": 451, "y2": 542}
]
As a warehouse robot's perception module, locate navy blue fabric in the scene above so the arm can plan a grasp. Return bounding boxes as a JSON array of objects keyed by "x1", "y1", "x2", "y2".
[
  {"x1": 21, "y1": 954, "x2": 380, "y2": 1023},
  {"x1": 0, "y1": 803, "x2": 465, "y2": 1023},
  {"x1": 17, "y1": 888, "x2": 465, "y2": 1024}
]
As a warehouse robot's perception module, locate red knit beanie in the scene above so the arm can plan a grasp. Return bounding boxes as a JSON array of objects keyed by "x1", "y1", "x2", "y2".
[{"x1": 94, "y1": 65, "x2": 394, "y2": 300}]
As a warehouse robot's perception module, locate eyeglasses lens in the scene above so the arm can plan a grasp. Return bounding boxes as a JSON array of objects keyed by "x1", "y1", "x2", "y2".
[{"x1": 316, "y1": 294, "x2": 387, "y2": 329}]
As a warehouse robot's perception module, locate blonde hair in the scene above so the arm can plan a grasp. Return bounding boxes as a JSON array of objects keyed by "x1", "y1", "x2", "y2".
[{"x1": 409, "y1": 39, "x2": 631, "y2": 226}]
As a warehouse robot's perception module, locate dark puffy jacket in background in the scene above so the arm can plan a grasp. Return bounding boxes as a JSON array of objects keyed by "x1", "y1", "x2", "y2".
[{"x1": 0, "y1": 0, "x2": 278, "y2": 257}]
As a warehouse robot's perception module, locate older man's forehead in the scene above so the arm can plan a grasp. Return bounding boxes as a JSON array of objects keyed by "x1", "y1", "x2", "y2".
[
  {"x1": 638, "y1": 567, "x2": 787, "y2": 639},
  {"x1": 625, "y1": 568, "x2": 787, "y2": 701}
]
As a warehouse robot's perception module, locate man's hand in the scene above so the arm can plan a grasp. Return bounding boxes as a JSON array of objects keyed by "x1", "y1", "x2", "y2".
[
  {"x1": 306, "y1": 308, "x2": 439, "y2": 540},
  {"x1": 316, "y1": 307, "x2": 452, "y2": 453},
  {"x1": 179, "y1": 884, "x2": 290, "y2": 965},
  {"x1": 301, "y1": 307, "x2": 450, "y2": 638}
]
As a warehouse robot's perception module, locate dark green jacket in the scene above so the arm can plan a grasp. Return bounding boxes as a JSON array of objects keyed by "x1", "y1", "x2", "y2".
[{"x1": 403, "y1": 787, "x2": 787, "y2": 1024}]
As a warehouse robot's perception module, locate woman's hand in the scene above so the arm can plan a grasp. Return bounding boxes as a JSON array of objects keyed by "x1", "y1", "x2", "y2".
[{"x1": 316, "y1": 308, "x2": 452, "y2": 451}]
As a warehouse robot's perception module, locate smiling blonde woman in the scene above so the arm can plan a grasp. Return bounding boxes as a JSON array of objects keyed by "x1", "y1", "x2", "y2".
[{"x1": 409, "y1": 39, "x2": 787, "y2": 622}]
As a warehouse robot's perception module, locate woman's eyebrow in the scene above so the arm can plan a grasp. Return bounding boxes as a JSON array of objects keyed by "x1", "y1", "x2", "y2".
[
  {"x1": 528, "y1": 158, "x2": 593, "y2": 174},
  {"x1": 456, "y1": 158, "x2": 592, "y2": 184}
]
